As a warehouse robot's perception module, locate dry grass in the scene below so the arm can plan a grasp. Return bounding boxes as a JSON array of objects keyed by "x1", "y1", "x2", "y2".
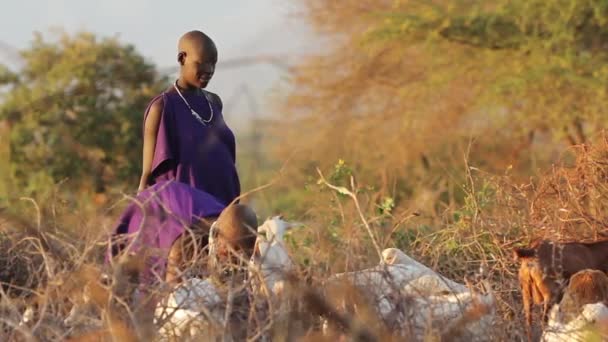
[{"x1": 1, "y1": 139, "x2": 608, "y2": 341}]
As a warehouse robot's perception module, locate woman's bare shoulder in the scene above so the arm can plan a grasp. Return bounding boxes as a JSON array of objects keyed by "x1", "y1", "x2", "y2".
[
  {"x1": 203, "y1": 90, "x2": 223, "y2": 110},
  {"x1": 144, "y1": 95, "x2": 165, "y2": 131}
]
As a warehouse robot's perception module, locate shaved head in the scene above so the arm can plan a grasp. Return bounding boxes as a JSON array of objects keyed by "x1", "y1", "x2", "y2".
[
  {"x1": 215, "y1": 204, "x2": 258, "y2": 254},
  {"x1": 176, "y1": 30, "x2": 218, "y2": 89},
  {"x1": 178, "y1": 30, "x2": 217, "y2": 59}
]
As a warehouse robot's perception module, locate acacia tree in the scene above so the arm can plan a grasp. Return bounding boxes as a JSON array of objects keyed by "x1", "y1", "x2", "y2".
[
  {"x1": 371, "y1": 0, "x2": 608, "y2": 144},
  {"x1": 270, "y1": 0, "x2": 608, "y2": 215},
  {"x1": 0, "y1": 31, "x2": 166, "y2": 196}
]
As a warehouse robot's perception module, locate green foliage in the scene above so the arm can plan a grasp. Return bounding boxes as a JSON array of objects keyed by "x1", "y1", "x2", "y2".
[
  {"x1": 266, "y1": 0, "x2": 608, "y2": 230},
  {"x1": 329, "y1": 159, "x2": 352, "y2": 184},
  {"x1": 367, "y1": 0, "x2": 608, "y2": 144},
  {"x1": 0, "y1": 64, "x2": 18, "y2": 85},
  {"x1": 0, "y1": 31, "x2": 166, "y2": 195},
  {"x1": 377, "y1": 196, "x2": 395, "y2": 216},
  {"x1": 452, "y1": 179, "x2": 495, "y2": 224}
]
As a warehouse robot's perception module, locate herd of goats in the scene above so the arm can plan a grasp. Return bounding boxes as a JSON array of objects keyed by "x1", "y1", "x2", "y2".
[{"x1": 7, "y1": 215, "x2": 608, "y2": 341}]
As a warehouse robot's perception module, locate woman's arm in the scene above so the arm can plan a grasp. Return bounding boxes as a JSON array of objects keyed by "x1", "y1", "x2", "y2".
[
  {"x1": 138, "y1": 97, "x2": 164, "y2": 192},
  {"x1": 208, "y1": 92, "x2": 235, "y2": 162}
]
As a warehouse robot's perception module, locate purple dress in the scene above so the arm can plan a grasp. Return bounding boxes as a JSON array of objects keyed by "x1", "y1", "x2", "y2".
[
  {"x1": 109, "y1": 180, "x2": 226, "y2": 283},
  {"x1": 145, "y1": 89, "x2": 241, "y2": 206}
]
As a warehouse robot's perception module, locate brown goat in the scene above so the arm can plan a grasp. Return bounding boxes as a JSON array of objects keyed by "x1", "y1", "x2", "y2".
[
  {"x1": 514, "y1": 255, "x2": 557, "y2": 341},
  {"x1": 514, "y1": 239, "x2": 608, "y2": 339},
  {"x1": 557, "y1": 269, "x2": 608, "y2": 323}
]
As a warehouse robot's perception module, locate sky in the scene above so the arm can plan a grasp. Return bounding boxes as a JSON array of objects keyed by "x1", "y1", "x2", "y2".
[{"x1": 0, "y1": 0, "x2": 312, "y2": 129}]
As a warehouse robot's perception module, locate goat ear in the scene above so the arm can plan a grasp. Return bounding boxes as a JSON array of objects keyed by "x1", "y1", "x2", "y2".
[{"x1": 513, "y1": 248, "x2": 536, "y2": 261}]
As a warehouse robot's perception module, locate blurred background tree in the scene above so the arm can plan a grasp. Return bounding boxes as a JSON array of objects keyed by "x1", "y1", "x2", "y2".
[
  {"x1": 266, "y1": 0, "x2": 608, "y2": 220},
  {"x1": 0, "y1": 31, "x2": 166, "y2": 199},
  {"x1": 1, "y1": 1, "x2": 607, "y2": 226}
]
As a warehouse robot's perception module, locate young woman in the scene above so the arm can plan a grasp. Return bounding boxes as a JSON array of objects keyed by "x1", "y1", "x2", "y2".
[{"x1": 138, "y1": 30, "x2": 240, "y2": 206}]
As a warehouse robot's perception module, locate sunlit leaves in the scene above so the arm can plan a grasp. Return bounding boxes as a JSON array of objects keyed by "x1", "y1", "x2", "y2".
[{"x1": 0, "y1": 31, "x2": 166, "y2": 195}]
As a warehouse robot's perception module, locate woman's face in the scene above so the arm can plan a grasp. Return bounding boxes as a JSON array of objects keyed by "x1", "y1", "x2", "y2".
[
  {"x1": 214, "y1": 236, "x2": 254, "y2": 266},
  {"x1": 181, "y1": 46, "x2": 217, "y2": 89}
]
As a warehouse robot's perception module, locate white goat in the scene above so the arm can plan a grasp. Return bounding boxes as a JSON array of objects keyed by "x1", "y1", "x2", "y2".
[
  {"x1": 542, "y1": 302, "x2": 608, "y2": 341},
  {"x1": 155, "y1": 216, "x2": 300, "y2": 339},
  {"x1": 249, "y1": 216, "x2": 299, "y2": 297},
  {"x1": 324, "y1": 248, "x2": 495, "y2": 340},
  {"x1": 155, "y1": 277, "x2": 224, "y2": 340}
]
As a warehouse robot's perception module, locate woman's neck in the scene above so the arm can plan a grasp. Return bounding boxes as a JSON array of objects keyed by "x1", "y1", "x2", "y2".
[{"x1": 175, "y1": 78, "x2": 199, "y2": 93}]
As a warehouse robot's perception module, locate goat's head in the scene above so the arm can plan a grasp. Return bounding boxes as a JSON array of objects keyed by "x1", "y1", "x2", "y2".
[
  {"x1": 558, "y1": 269, "x2": 608, "y2": 322},
  {"x1": 257, "y1": 216, "x2": 301, "y2": 243},
  {"x1": 381, "y1": 248, "x2": 416, "y2": 266},
  {"x1": 513, "y1": 247, "x2": 536, "y2": 262}
]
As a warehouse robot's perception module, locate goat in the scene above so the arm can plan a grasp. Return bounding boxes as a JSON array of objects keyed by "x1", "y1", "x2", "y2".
[
  {"x1": 154, "y1": 216, "x2": 298, "y2": 340},
  {"x1": 249, "y1": 216, "x2": 300, "y2": 297},
  {"x1": 323, "y1": 248, "x2": 495, "y2": 340},
  {"x1": 542, "y1": 269, "x2": 608, "y2": 341},
  {"x1": 154, "y1": 277, "x2": 225, "y2": 341},
  {"x1": 514, "y1": 254, "x2": 557, "y2": 340},
  {"x1": 514, "y1": 239, "x2": 608, "y2": 338},
  {"x1": 554, "y1": 269, "x2": 608, "y2": 322}
]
